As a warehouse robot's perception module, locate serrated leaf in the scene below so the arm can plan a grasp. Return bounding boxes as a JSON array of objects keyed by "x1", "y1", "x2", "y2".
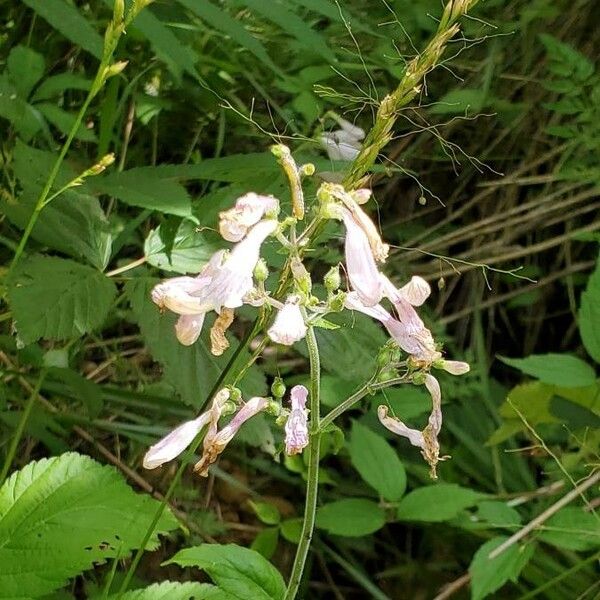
[
  {"x1": 579, "y1": 256, "x2": 600, "y2": 364},
  {"x1": 316, "y1": 498, "x2": 385, "y2": 537},
  {"x1": 396, "y1": 484, "x2": 483, "y2": 522},
  {"x1": 538, "y1": 506, "x2": 600, "y2": 551},
  {"x1": 105, "y1": 581, "x2": 226, "y2": 600},
  {"x1": 8, "y1": 256, "x2": 117, "y2": 344},
  {"x1": 469, "y1": 537, "x2": 534, "y2": 600},
  {"x1": 167, "y1": 544, "x2": 286, "y2": 600},
  {"x1": 0, "y1": 453, "x2": 178, "y2": 599},
  {"x1": 498, "y1": 353, "x2": 596, "y2": 387},
  {"x1": 349, "y1": 421, "x2": 406, "y2": 501},
  {"x1": 7, "y1": 46, "x2": 45, "y2": 98},
  {"x1": 125, "y1": 278, "x2": 266, "y2": 406},
  {"x1": 144, "y1": 221, "x2": 219, "y2": 274},
  {"x1": 21, "y1": 0, "x2": 103, "y2": 59}
]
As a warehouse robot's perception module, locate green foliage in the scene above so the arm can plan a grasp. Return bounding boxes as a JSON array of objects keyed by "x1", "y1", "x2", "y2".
[
  {"x1": 316, "y1": 498, "x2": 386, "y2": 537},
  {"x1": 349, "y1": 420, "x2": 407, "y2": 501},
  {"x1": 167, "y1": 544, "x2": 286, "y2": 600},
  {"x1": 579, "y1": 254, "x2": 600, "y2": 363},
  {"x1": 0, "y1": 453, "x2": 178, "y2": 598},
  {"x1": 8, "y1": 255, "x2": 117, "y2": 344},
  {"x1": 396, "y1": 483, "x2": 484, "y2": 522},
  {"x1": 105, "y1": 582, "x2": 222, "y2": 600}
]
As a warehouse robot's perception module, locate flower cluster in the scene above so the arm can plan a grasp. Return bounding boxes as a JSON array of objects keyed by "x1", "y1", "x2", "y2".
[{"x1": 145, "y1": 147, "x2": 468, "y2": 478}]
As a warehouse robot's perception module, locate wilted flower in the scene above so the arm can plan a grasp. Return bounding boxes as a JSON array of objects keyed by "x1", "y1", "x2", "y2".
[
  {"x1": 378, "y1": 374, "x2": 445, "y2": 478},
  {"x1": 268, "y1": 296, "x2": 307, "y2": 345},
  {"x1": 320, "y1": 118, "x2": 365, "y2": 162},
  {"x1": 152, "y1": 219, "x2": 277, "y2": 345},
  {"x1": 143, "y1": 389, "x2": 230, "y2": 470},
  {"x1": 219, "y1": 193, "x2": 279, "y2": 242},
  {"x1": 284, "y1": 385, "x2": 309, "y2": 455},
  {"x1": 194, "y1": 396, "x2": 268, "y2": 476},
  {"x1": 438, "y1": 360, "x2": 470, "y2": 375}
]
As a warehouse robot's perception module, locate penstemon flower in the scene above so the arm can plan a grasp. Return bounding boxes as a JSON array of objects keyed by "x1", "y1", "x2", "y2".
[
  {"x1": 268, "y1": 296, "x2": 307, "y2": 345},
  {"x1": 152, "y1": 219, "x2": 277, "y2": 345},
  {"x1": 143, "y1": 388, "x2": 230, "y2": 469},
  {"x1": 194, "y1": 396, "x2": 268, "y2": 476},
  {"x1": 219, "y1": 192, "x2": 279, "y2": 242},
  {"x1": 284, "y1": 385, "x2": 309, "y2": 455}
]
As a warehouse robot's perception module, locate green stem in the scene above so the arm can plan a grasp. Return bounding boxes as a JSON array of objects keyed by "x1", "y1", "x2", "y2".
[
  {"x1": 284, "y1": 317, "x2": 321, "y2": 600},
  {"x1": 0, "y1": 369, "x2": 46, "y2": 485}
]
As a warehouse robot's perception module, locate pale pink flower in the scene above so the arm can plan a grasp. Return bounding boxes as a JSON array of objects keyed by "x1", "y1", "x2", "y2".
[
  {"x1": 151, "y1": 219, "x2": 277, "y2": 345},
  {"x1": 268, "y1": 297, "x2": 307, "y2": 345},
  {"x1": 439, "y1": 360, "x2": 470, "y2": 375},
  {"x1": 219, "y1": 193, "x2": 279, "y2": 242},
  {"x1": 285, "y1": 385, "x2": 309, "y2": 455},
  {"x1": 143, "y1": 389, "x2": 230, "y2": 469},
  {"x1": 195, "y1": 396, "x2": 268, "y2": 476},
  {"x1": 320, "y1": 118, "x2": 364, "y2": 162}
]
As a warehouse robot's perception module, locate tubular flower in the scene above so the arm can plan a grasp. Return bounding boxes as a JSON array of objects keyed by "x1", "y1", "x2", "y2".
[
  {"x1": 284, "y1": 385, "x2": 309, "y2": 455},
  {"x1": 219, "y1": 193, "x2": 279, "y2": 242},
  {"x1": 143, "y1": 389, "x2": 230, "y2": 470},
  {"x1": 267, "y1": 296, "x2": 307, "y2": 345},
  {"x1": 194, "y1": 396, "x2": 268, "y2": 476},
  {"x1": 151, "y1": 219, "x2": 277, "y2": 345},
  {"x1": 378, "y1": 374, "x2": 445, "y2": 479}
]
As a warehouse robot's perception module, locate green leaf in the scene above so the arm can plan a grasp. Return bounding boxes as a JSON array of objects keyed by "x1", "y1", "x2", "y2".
[
  {"x1": 349, "y1": 421, "x2": 406, "y2": 501},
  {"x1": 396, "y1": 484, "x2": 483, "y2": 522},
  {"x1": 32, "y1": 73, "x2": 92, "y2": 102},
  {"x1": 0, "y1": 452, "x2": 178, "y2": 598},
  {"x1": 7, "y1": 46, "x2": 45, "y2": 98},
  {"x1": 177, "y1": 0, "x2": 281, "y2": 75},
  {"x1": 316, "y1": 498, "x2": 385, "y2": 537},
  {"x1": 92, "y1": 169, "x2": 193, "y2": 216},
  {"x1": 144, "y1": 221, "x2": 219, "y2": 274},
  {"x1": 280, "y1": 518, "x2": 302, "y2": 544},
  {"x1": 125, "y1": 278, "x2": 266, "y2": 406},
  {"x1": 579, "y1": 256, "x2": 600, "y2": 363},
  {"x1": 167, "y1": 543, "x2": 286, "y2": 600},
  {"x1": 431, "y1": 88, "x2": 487, "y2": 114},
  {"x1": 251, "y1": 527, "x2": 279, "y2": 560},
  {"x1": 540, "y1": 34, "x2": 594, "y2": 82},
  {"x1": 37, "y1": 102, "x2": 97, "y2": 141},
  {"x1": 21, "y1": 0, "x2": 104, "y2": 59},
  {"x1": 105, "y1": 581, "x2": 225, "y2": 600},
  {"x1": 538, "y1": 507, "x2": 600, "y2": 551},
  {"x1": 0, "y1": 74, "x2": 44, "y2": 140},
  {"x1": 498, "y1": 354, "x2": 596, "y2": 387},
  {"x1": 8, "y1": 256, "x2": 117, "y2": 344},
  {"x1": 469, "y1": 537, "x2": 535, "y2": 600},
  {"x1": 248, "y1": 501, "x2": 281, "y2": 525},
  {"x1": 476, "y1": 501, "x2": 522, "y2": 528}
]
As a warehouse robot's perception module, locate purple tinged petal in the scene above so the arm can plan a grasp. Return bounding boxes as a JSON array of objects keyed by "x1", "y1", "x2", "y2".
[{"x1": 285, "y1": 385, "x2": 309, "y2": 455}]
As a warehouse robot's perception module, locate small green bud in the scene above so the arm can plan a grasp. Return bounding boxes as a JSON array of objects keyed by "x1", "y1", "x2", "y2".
[
  {"x1": 411, "y1": 370, "x2": 427, "y2": 385},
  {"x1": 222, "y1": 400, "x2": 238, "y2": 416},
  {"x1": 265, "y1": 400, "x2": 282, "y2": 417},
  {"x1": 324, "y1": 265, "x2": 341, "y2": 292},
  {"x1": 328, "y1": 291, "x2": 346, "y2": 313},
  {"x1": 253, "y1": 258, "x2": 269, "y2": 282},
  {"x1": 228, "y1": 387, "x2": 243, "y2": 403},
  {"x1": 438, "y1": 277, "x2": 445, "y2": 290},
  {"x1": 271, "y1": 377, "x2": 286, "y2": 400},
  {"x1": 377, "y1": 369, "x2": 398, "y2": 383},
  {"x1": 275, "y1": 413, "x2": 288, "y2": 427},
  {"x1": 299, "y1": 163, "x2": 315, "y2": 177},
  {"x1": 113, "y1": 0, "x2": 125, "y2": 23},
  {"x1": 418, "y1": 195, "x2": 427, "y2": 206},
  {"x1": 291, "y1": 257, "x2": 312, "y2": 295}
]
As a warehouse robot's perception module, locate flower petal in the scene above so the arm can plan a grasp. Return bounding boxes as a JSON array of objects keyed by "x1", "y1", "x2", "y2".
[
  {"x1": 268, "y1": 297, "x2": 307, "y2": 345},
  {"x1": 175, "y1": 313, "x2": 205, "y2": 346}
]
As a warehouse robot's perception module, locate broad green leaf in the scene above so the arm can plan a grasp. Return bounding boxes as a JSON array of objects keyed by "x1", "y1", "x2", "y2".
[
  {"x1": 280, "y1": 518, "x2": 302, "y2": 544},
  {"x1": 105, "y1": 582, "x2": 227, "y2": 600},
  {"x1": 0, "y1": 74, "x2": 44, "y2": 140},
  {"x1": 177, "y1": 0, "x2": 281, "y2": 75},
  {"x1": 7, "y1": 46, "x2": 45, "y2": 98},
  {"x1": 21, "y1": 0, "x2": 103, "y2": 59},
  {"x1": 125, "y1": 278, "x2": 266, "y2": 406},
  {"x1": 37, "y1": 102, "x2": 97, "y2": 141},
  {"x1": 498, "y1": 381, "x2": 557, "y2": 424},
  {"x1": 167, "y1": 544, "x2": 286, "y2": 600},
  {"x1": 469, "y1": 537, "x2": 535, "y2": 600},
  {"x1": 498, "y1": 353, "x2": 596, "y2": 387},
  {"x1": 369, "y1": 386, "x2": 431, "y2": 420},
  {"x1": 579, "y1": 256, "x2": 600, "y2": 363},
  {"x1": 316, "y1": 498, "x2": 385, "y2": 537},
  {"x1": 396, "y1": 484, "x2": 483, "y2": 522},
  {"x1": 144, "y1": 221, "x2": 219, "y2": 274},
  {"x1": 32, "y1": 73, "x2": 92, "y2": 102},
  {"x1": 320, "y1": 375, "x2": 357, "y2": 408},
  {"x1": 0, "y1": 453, "x2": 178, "y2": 598},
  {"x1": 476, "y1": 501, "x2": 522, "y2": 528},
  {"x1": 92, "y1": 169, "x2": 192, "y2": 216},
  {"x1": 8, "y1": 256, "x2": 117, "y2": 344},
  {"x1": 349, "y1": 421, "x2": 406, "y2": 501},
  {"x1": 248, "y1": 501, "x2": 281, "y2": 525},
  {"x1": 538, "y1": 507, "x2": 600, "y2": 551},
  {"x1": 239, "y1": 0, "x2": 336, "y2": 63},
  {"x1": 251, "y1": 527, "x2": 279, "y2": 560}
]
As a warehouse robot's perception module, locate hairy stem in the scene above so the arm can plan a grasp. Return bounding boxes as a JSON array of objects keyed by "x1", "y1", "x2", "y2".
[{"x1": 284, "y1": 316, "x2": 321, "y2": 600}]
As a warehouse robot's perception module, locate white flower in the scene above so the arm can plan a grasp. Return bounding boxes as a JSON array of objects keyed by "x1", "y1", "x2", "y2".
[
  {"x1": 143, "y1": 389, "x2": 230, "y2": 469},
  {"x1": 219, "y1": 193, "x2": 279, "y2": 242},
  {"x1": 267, "y1": 296, "x2": 307, "y2": 345},
  {"x1": 320, "y1": 118, "x2": 365, "y2": 162},
  {"x1": 151, "y1": 219, "x2": 277, "y2": 345},
  {"x1": 285, "y1": 385, "x2": 309, "y2": 455},
  {"x1": 438, "y1": 360, "x2": 470, "y2": 375},
  {"x1": 194, "y1": 396, "x2": 268, "y2": 476}
]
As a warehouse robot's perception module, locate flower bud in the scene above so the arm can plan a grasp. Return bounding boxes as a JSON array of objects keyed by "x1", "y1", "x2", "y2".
[
  {"x1": 350, "y1": 189, "x2": 372, "y2": 205},
  {"x1": 253, "y1": 258, "x2": 269, "y2": 282},
  {"x1": 324, "y1": 265, "x2": 341, "y2": 292},
  {"x1": 299, "y1": 163, "x2": 315, "y2": 177},
  {"x1": 271, "y1": 377, "x2": 286, "y2": 400}
]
